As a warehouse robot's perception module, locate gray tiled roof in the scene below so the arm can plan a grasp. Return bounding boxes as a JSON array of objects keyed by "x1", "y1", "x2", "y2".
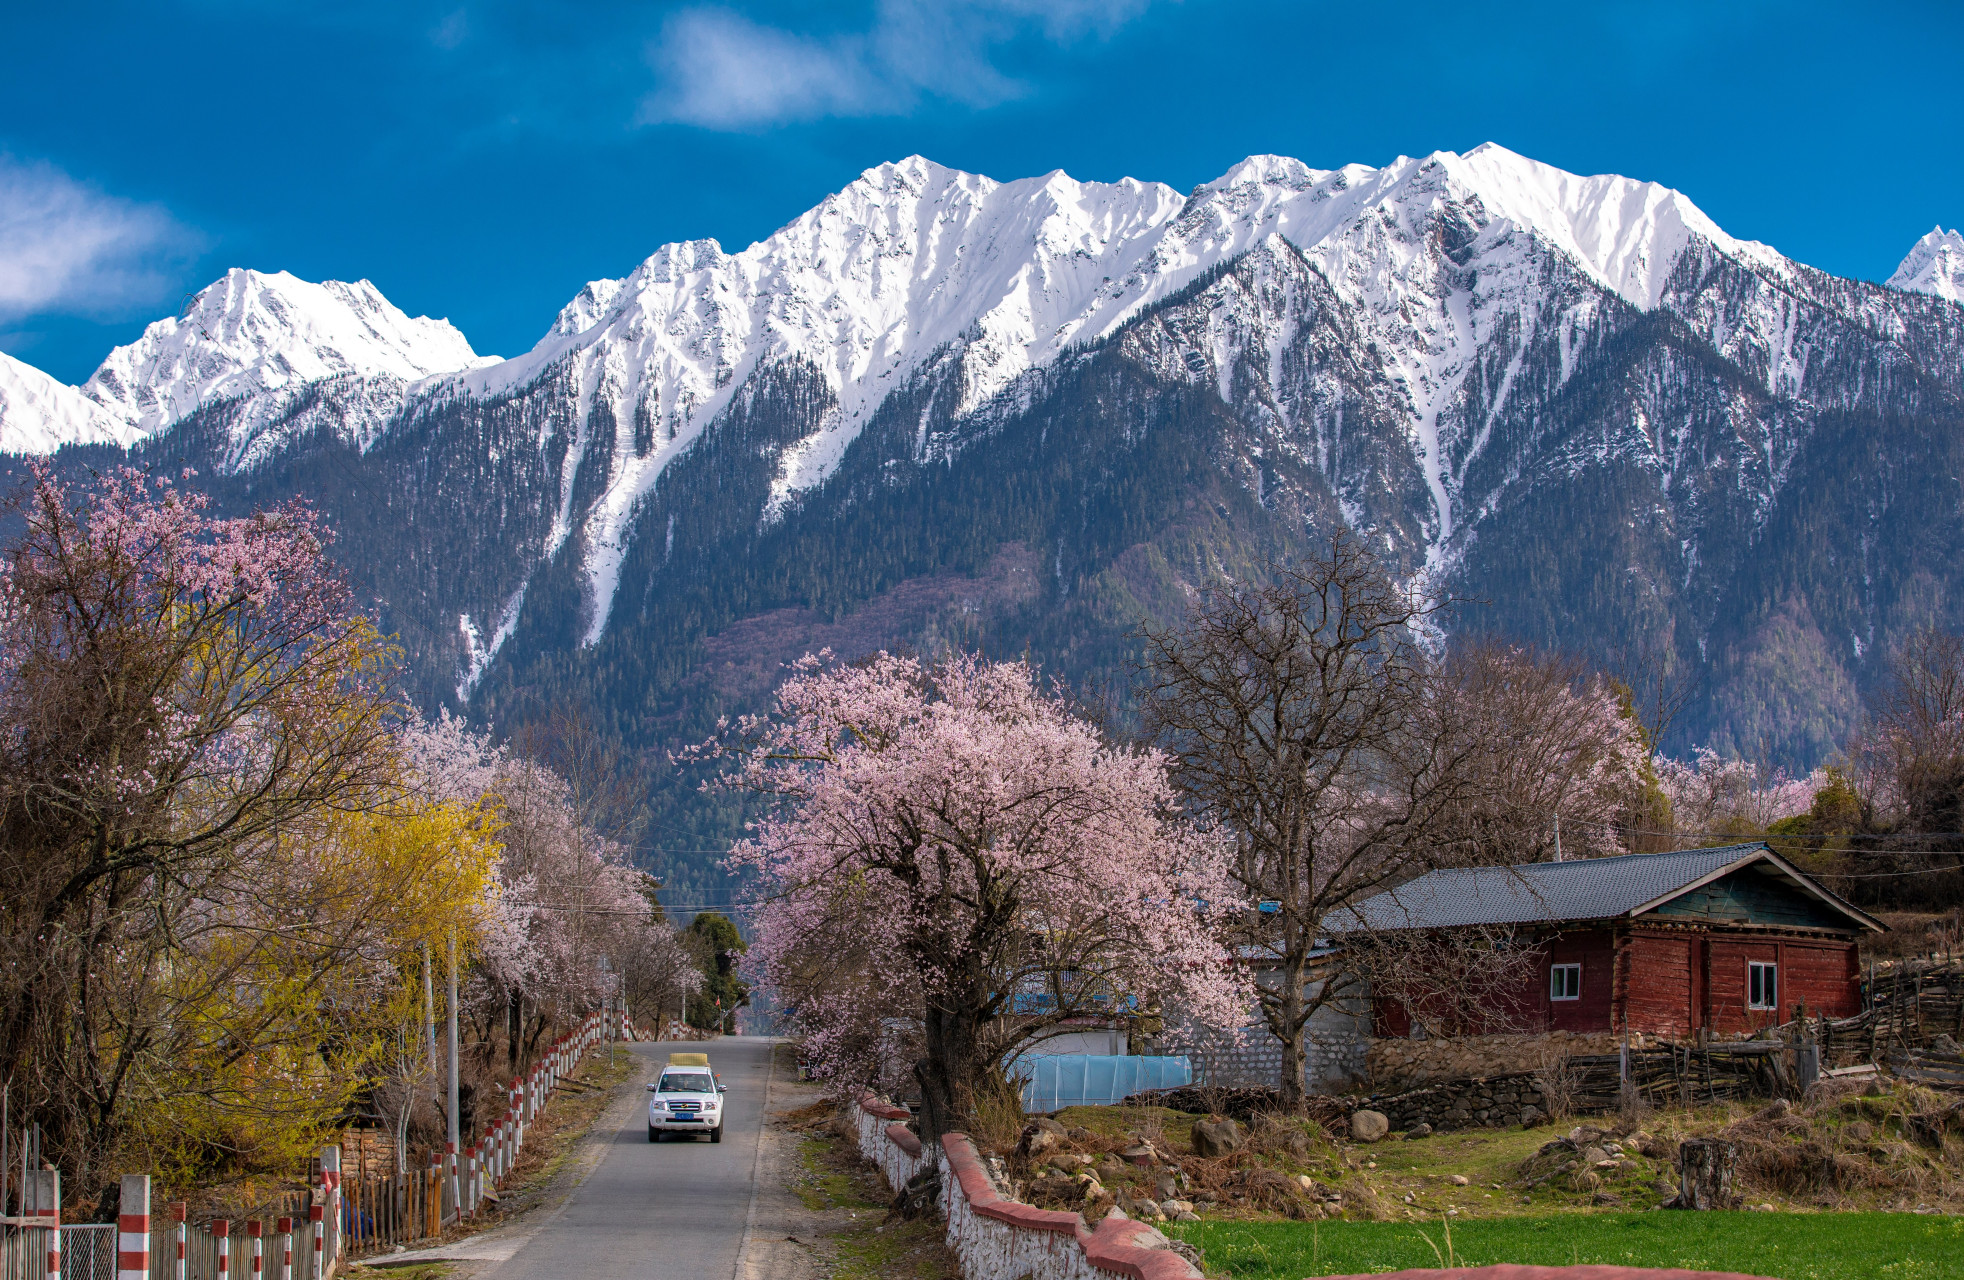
[{"x1": 1335, "y1": 843, "x2": 1776, "y2": 932}]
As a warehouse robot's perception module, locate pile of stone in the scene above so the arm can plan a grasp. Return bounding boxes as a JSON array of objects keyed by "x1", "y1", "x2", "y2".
[
  {"x1": 1512, "y1": 1123, "x2": 1673, "y2": 1206},
  {"x1": 1004, "y1": 1112, "x2": 1344, "y2": 1224}
]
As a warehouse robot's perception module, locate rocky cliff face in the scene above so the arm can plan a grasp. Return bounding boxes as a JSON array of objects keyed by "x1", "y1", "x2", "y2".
[{"x1": 9, "y1": 148, "x2": 1963, "y2": 889}]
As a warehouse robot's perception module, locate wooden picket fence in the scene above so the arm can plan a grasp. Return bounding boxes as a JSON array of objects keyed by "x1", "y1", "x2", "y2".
[{"x1": 1, "y1": 1010, "x2": 634, "y2": 1279}]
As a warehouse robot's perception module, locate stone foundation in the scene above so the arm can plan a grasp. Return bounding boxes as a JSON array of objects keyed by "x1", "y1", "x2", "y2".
[{"x1": 1367, "y1": 1031, "x2": 1641, "y2": 1091}]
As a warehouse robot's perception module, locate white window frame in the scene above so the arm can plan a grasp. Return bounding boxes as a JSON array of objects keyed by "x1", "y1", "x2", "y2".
[
  {"x1": 1748, "y1": 961, "x2": 1779, "y2": 1011},
  {"x1": 1549, "y1": 963, "x2": 1582, "y2": 1001}
]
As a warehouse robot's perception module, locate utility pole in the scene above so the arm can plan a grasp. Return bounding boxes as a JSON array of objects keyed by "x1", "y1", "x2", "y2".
[
  {"x1": 446, "y1": 929, "x2": 460, "y2": 1154},
  {"x1": 422, "y1": 944, "x2": 439, "y2": 1079},
  {"x1": 1553, "y1": 811, "x2": 1563, "y2": 862}
]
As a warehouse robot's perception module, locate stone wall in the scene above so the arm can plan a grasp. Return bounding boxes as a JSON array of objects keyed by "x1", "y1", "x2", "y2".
[
  {"x1": 1353, "y1": 1072, "x2": 1554, "y2": 1132},
  {"x1": 1367, "y1": 1030, "x2": 1637, "y2": 1091},
  {"x1": 1178, "y1": 989, "x2": 1369, "y2": 1093},
  {"x1": 849, "y1": 1094, "x2": 1202, "y2": 1280}
]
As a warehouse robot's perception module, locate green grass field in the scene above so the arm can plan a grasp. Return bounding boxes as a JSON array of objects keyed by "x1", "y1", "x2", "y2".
[{"x1": 1168, "y1": 1212, "x2": 1964, "y2": 1279}]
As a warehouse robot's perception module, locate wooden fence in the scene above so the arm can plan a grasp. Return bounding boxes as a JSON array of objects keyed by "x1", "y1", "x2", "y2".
[{"x1": 2, "y1": 1010, "x2": 630, "y2": 1278}]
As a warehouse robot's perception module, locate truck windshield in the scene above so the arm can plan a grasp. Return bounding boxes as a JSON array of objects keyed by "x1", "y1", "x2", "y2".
[{"x1": 659, "y1": 1073, "x2": 714, "y2": 1093}]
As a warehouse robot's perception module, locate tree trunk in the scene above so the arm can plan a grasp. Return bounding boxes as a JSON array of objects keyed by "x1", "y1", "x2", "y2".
[
  {"x1": 915, "y1": 1001, "x2": 986, "y2": 1147},
  {"x1": 1274, "y1": 950, "x2": 1310, "y2": 1111},
  {"x1": 1672, "y1": 1138, "x2": 1737, "y2": 1209}
]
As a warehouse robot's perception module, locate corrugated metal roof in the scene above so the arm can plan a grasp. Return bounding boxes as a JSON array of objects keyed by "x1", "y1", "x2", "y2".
[{"x1": 1336, "y1": 843, "x2": 1789, "y2": 932}]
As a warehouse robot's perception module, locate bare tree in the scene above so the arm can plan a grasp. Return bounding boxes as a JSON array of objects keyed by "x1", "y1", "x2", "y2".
[
  {"x1": 1138, "y1": 532, "x2": 1493, "y2": 1110},
  {"x1": 1342, "y1": 924, "x2": 1544, "y2": 1038},
  {"x1": 1868, "y1": 627, "x2": 1964, "y2": 841},
  {"x1": 1436, "y1": 642, "x2": 1646, "y2": 864}
]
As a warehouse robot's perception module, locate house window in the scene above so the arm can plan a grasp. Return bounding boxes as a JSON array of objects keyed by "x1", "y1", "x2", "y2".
[
  {"x1": 1550, "y1": 963, "x2": 1581, "y2": 1001},
  {"x1": 1748, "y1": 961, "x2": 1779, "y2": 1010}
]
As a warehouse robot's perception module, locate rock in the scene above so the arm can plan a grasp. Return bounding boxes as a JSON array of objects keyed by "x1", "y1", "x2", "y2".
[
  {"x1": 1152, "y1": 1172, "x2": 1181, "y2": 1200},
  {"x1": 1168, "y1": 1240, "x2": 1206, "y2": 1269},
  {"x1": 1593, "y1": 1192, "x2": 1625, "y2": 1207},
  {"x1": 1593, "y1": 1159, "x2": 1621, "y2": 1170},
  {"x1": 1846, "y1": 1121, "x2": 1874, "y2": 1142},
  {"x1": 1567, "y1": 1169, "x2": 1602, "y2": 1193},
  {"x1": 1192, "y1": 1117, "x2": 1243, "y2": 1158},
  {"x1": 1520, "y1": 1105, "x2": 1543, "y2": 1127},
  {"x1": 1755, "y1": 1098, "x2": 1792, "y2": 1121},
  {"x1": 1046, "y1": 1153, "x2": 1085, "y2": 1171},
  {"x1": 1081, "y1": 1177, "x2": 1106, "y2": 1203},
  {"x1": 1931, "y1": 1033, "x2": 1961, "y2": 1056},
  {"x1": 1448, "y1": 1175, "x2": 1469, "y2": 1186},
  {"x1": 1066, "y1": 1126, "x2": 1097, "y2": 1143},
  {"x1": 1406, "y1": 1123, "x2": 1433, "y2": 1139},
  {"x1": 1581, "y1": 1145, "x2": 1609, "y2": 1164},
  {"x1": 1161, "y1": 1199, "x2": 1194, "y2": 1215},
  {"x1": 1019, "y1": 1118, "x2": 1068, "y2": 1157},
  {"x1": 1172, "y1": 1210, "x2": 1202, "y2": 1222},
  {"x1": 1119, "y1": 1144, "x2": 1157, "y2": 1165},
  {"x1": 1349, "y1": 1110, "x2": 1390, "y2": 1143}
]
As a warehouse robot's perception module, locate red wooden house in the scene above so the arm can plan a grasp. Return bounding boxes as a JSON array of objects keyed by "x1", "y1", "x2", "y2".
[{"x1": 1346, "y1": 843, "x2": 1883, "y2": 1039}]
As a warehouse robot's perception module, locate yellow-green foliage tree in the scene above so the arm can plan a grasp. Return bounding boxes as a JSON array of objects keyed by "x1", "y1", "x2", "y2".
[{"x1": 124, "y1": 796, "x2": 504, "y2": 1184}]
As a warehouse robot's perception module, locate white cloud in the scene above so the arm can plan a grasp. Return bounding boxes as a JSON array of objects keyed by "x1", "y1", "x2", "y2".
[
  {"x1": 0, "y1": 155, "x2": 191, "y2": 320},
  {"x1": 639, "y1": 0, "x2": 1151, "y2": 129}
]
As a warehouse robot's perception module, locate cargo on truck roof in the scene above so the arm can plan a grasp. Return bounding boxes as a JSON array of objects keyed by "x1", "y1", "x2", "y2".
[{"x1": 667, "y1": 1052, "x2": 710, "y2": 1066}]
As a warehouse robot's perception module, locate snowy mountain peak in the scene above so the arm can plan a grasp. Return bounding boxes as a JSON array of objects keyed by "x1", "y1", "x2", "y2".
[
  {"x1": 1889, "y1": 226, "x2": 1964, "y2": 303},
  {"x1": 82, "y1": 268, "x2": 495, "y2": 438},
  {"x1": 420, "y1": 146, "x2": 1815, "y2": 649}
]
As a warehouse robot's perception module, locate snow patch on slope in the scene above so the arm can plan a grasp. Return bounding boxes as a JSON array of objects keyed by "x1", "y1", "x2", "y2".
[
  {"x1": 1890, "y1": 227, "x2": 1964, "y2": 303},
  {"x1": 0, "y1": 350, "x2": 146, "y2": 455},
  {"x1": 417, "y1": 145, "x2": 1798, "y2": 657}
]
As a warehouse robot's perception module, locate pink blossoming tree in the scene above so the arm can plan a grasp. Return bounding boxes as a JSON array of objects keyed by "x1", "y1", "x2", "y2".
[{"x1": 706, "y1": 651, "x2": 1245, "y2": 1142}]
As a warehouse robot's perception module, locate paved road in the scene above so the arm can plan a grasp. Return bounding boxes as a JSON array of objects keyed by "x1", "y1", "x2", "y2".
[{"x1": 487, "y1": 1036, "x2": 777, "y2": 1280}]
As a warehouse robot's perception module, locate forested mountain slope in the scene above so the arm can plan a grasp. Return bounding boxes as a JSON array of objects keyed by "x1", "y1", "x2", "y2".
[{"x1": 11, "y1": 148, "x2": 1964, "y2": 895}]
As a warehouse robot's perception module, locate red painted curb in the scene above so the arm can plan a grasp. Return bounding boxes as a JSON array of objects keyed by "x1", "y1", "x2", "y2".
[{"x1": 885, "y1": 1122, "x2": 923, "y2": 1158}]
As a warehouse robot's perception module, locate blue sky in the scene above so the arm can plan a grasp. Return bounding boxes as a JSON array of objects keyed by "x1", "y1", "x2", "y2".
[{"x1": 2, "y1": 0, "x2": 1957, "y2": 383}]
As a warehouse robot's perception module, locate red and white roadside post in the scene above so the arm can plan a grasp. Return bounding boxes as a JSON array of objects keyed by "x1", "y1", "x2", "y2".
[
  {"x1": 319, "y1": 1144, "x2": 341, "y2": 1268},
  {"x1": 28, "y1": 1168, "x2": 59, "y2": 1280},
  {"x1": 213, "y1": 1219, "x2": 230, "y2": 1280},
  {"x1": 308, "y1": 1204, "x2": 324, "y2": 1279},
  {"x1": 276, "y1": 1217, "x2": 293, "y2": 1280},
  {"x1": 116, "y1": 1174, "x2": 150, "y2": 1280},
  {"x1": 172, "y1": 1201, "x2": 188, "y2": 1280},
  {"x1": 247, "y1": 1219, "x2": 263, "y2": 1280},
  {"x1": 444, "y1": 1141, "x2": 459, "y2": 1223}
]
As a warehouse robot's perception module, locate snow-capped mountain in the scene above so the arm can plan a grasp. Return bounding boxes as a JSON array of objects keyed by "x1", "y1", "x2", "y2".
[
  {"x1": 1891, "y1": 227, "x2": 1964, "y2": 303},
  {"x1": 2, "y1": 268, "x2": 495, "y2": 469},
  {"x1": 16, "y1": 146, "x2": 1964, "y2": 797},
  {"x1": 0, "y1": 350, "x2": 146, "y2": 455},
  {"x1": 404, "y1": 144, "x2": 1814, "y2": 639}
]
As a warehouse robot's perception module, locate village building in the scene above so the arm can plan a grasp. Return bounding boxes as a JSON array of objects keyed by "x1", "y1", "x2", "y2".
[{"x1": 1346, "y1": 842, "x2": 1884, "y2": 1041}]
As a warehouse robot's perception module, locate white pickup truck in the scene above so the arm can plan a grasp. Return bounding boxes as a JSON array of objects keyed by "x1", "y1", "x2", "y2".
[{"x1": 646, "y1": 1052, "x2": 727, "y2": 1143}]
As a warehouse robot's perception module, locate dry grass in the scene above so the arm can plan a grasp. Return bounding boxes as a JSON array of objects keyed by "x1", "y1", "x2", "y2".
[{"x1": 1711, "y1": 1086, "x2": 1964, "y2": 1208}]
